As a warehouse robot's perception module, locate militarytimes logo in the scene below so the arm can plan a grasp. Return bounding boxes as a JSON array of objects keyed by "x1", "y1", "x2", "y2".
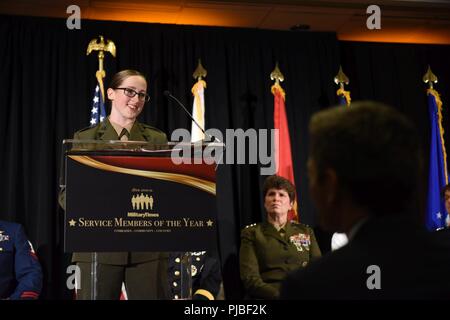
[
  {"x1": 131, "y1": 192, "x2": 154, "y2": 211},
  {"x1": 128, "y1": 189, "x2": 159, "y2": 218}
]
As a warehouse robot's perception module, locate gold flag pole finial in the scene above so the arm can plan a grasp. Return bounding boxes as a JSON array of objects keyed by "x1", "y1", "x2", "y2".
[
  {"x1": 86, "y1": 35, "x2": 116, "y2": 99},
  {"x1": 423, "y1": 65, "x2": 438, "y2": 90},
  {"x1": 334, "y1": 65, "x2": 349, "y2": 91},
  {"x1": 86, "y1": 35, "x2": 116, "y2": 76},
  {"x1": 334, "y1": 65, "x2": 351, "y2": 106},
  {"x1": 193, "y1": 59, "x2": 207, "y2": 81},
  {"x1": 270, "y1": 62, "x2": 285, "y2": 99},
  {"x1": 270, "y1": 62, "x2": 284, "y2": 85}
]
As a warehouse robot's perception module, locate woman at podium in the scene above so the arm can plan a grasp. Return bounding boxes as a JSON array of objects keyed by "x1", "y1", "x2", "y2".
[{"x1": 68, "y1": 69, "x2": 168, "y2": 299}]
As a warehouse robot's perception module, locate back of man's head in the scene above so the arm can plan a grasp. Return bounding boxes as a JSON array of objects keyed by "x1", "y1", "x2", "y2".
[{"x1": 309, "y1": 101, "x2": 422, "y2": 216}]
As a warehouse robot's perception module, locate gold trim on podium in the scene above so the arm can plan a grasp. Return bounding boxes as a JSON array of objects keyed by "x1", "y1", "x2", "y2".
[{"x1": 69, "y1": 156, "x2": 216, "y2": 195}]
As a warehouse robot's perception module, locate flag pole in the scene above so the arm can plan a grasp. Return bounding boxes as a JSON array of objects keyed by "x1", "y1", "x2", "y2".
[
  {"x1": 423, "y1": 65, "x2": 438, "y2": 90},
  {"x1": 424, "y1": 66, "x2": 447, "y2": 184},
  {"x1": 334, "y1": 65, "x2": 351, "y2": 106},
  {"x1": 86, "y1": 35, "x2": 116, "y2": 102},
  {"x1": 84, "y1": 36, "x2": 116, "y2": 299},
  {"x1": 423, "y1": 66, "x2": 450, "y2": 230},
  {"x1": 193, "y1": 58, "x2": 207, "y2": 81},
  {"x1": 270, "y1": 62, "x2": 285, "y2": 97},
  {"x1": 86, "y1": 36, "x2": 116, "y2": 126},
  {"x1": 270, "y1": 62, "x2": 299, "y2": 222},
  {"x1": 270, "y1": 61, "x2": 285, "y2": 174},
  {"x1": 191, "y1": 59, "x2": 207, "y2": 142}
]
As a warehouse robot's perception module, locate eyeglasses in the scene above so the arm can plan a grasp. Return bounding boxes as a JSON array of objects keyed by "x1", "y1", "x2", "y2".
[{"x1": 115, "y1": 87, "x2": 150, "y2": 102}]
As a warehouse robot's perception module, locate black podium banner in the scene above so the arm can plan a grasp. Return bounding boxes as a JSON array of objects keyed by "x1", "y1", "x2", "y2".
[{"x1": 64, "y1": 147, "x2": 218, "y2": 252}]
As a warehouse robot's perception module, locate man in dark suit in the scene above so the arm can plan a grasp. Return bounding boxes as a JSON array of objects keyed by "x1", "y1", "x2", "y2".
[
  {"x1": 0, "y1": 220, "x2": 42, "y2": 300},
  {"x1": 280, "y1": 101, "x2": 450, "y2": 299}
]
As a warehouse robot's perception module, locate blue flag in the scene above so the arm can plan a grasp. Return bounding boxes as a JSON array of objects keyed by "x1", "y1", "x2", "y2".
[
  {"x1": 338, "y1": 95, "x2": 347, "y2": 106},
  {"x1": 336, "y1": 87, "x2": 351, "y2": 107},
  {"x1": 90, "y1": 82, "x2": 106, "y2": 126},
  {"x1": 425, "y1": 89, "x2": 449, "y2": 231}
]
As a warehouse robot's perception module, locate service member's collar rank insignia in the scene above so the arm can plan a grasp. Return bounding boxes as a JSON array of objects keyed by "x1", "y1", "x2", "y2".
[{"x1": 289, "y1": 233, "x2": 311, "y2": 252}]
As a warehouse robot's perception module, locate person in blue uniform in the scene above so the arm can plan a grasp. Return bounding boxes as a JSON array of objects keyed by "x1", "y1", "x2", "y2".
[
  {"x1": 165, "y1": 251, "x2": 222, "y2": 300},
  {"x1": 0, "y1": 220, "x2": 42, "y2": 300}
]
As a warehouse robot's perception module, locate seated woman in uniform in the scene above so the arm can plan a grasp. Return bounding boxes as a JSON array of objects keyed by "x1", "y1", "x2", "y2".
[{"x1": 239, "y1": 175, "x2": 321, "y2": 299}]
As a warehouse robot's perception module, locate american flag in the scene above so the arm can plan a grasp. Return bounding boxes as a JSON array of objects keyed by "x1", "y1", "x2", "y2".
[{"x1": 90, "y1": 83, "x2": 106, "y2": 126}]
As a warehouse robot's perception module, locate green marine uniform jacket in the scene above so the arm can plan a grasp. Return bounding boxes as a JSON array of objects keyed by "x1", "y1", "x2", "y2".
[
  {"x1": 69, "y1": 118, "x2": 167, "y2": 265},
  {"x1": 239, "y1": 221, "x2": 321, "y2": 299}
]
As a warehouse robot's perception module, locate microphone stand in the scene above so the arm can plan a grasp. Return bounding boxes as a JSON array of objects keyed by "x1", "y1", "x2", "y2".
[{"x1": 164, "y1": 91, "x2": 222, "y2": 144}]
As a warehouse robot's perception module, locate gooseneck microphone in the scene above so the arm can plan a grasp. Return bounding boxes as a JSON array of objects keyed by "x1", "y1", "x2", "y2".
[{"x1": 164, "y1": 90, "x2": 219, "y2": 143}]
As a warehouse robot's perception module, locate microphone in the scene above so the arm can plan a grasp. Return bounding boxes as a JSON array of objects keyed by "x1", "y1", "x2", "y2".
[{"x1": 164, "y1": 90, "x2": 219, "y2": 143}]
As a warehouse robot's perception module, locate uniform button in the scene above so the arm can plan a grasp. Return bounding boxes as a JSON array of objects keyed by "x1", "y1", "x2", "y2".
[
  {"x1": 174, "y1": 295, "x2": 179, "y2": 300},
  {"x1": 175, "y1": 258, "x2": 180, "y2": 263},
  {"x1": 302, "y1": 261, "x2": 308, "y2": 267},
  {"x1": 173, "y1": 282, "x2": 178, "y2": 287},
  {"x1": 196, "y1": 257, "x2": 201, "y2": 261},
  {"x1": 174, "y1": 271, "x2": 180, "y2": 276}
]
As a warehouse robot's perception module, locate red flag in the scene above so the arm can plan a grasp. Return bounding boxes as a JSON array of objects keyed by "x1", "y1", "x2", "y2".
[{"x1": 272, "y1": 83, "x2": 299, "y2": 222}]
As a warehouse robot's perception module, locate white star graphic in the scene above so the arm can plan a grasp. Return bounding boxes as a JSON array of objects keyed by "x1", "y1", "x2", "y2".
[
  {"x1": 90, "y1": 118, "x2": 97, "y2": 125},
  {"x1": 91, "y1": 106, "x2": 98, "y2": 114},
  {"x1": 95, "y1": 85, "x2": 99, "y2": 92},
  {"x1": 93, "y1": 96, "x2": 99, "y2": 103},
  {"x1": 100, "y1": 116, "x2": 105, "y2": 122},
  {"x1": 437, "y1": 212, "x2": 442, "y2": 219}
]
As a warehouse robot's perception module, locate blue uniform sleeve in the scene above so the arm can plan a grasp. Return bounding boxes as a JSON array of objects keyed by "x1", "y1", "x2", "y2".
[
  {"x1": 9, "y1": 225, "x2": 43, "y2": 300},
  {"x1": 192, "y1": 251, "x2": 222, "y2": 300}
]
